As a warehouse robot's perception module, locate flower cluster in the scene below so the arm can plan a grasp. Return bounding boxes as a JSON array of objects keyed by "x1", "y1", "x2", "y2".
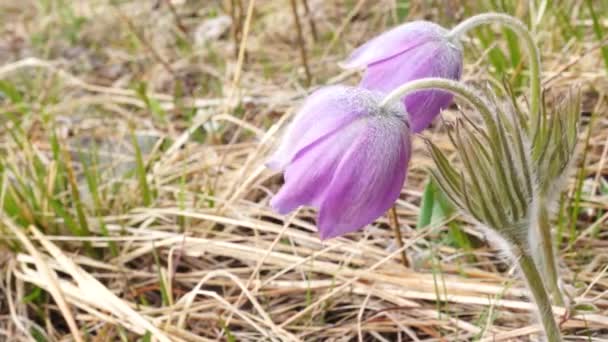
[{"x1": 269, "y1": 20, "x2": 463, "y2": 239}]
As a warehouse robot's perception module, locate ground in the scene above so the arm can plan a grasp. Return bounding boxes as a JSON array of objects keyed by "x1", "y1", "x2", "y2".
[{"x1": 0, "y1": 1, "x2": 607, "y2": 341}]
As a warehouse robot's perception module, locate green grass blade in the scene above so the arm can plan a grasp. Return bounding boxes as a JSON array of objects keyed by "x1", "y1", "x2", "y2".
[
  {"x1": 131, "y1": 131, "x2": 153, "y2": 207},
  {"x1": 80, "y1": 147, "x2": 119, "y2": 257},
  {"x1": 568, "y1": 111, "x2": 596, "y2": 248},
  {"x1": 151, "y1": 244, "x2": 170, "y2": 306},
  {"x1": 586, "y1": 0, "x2": 608, "y2": 70}
]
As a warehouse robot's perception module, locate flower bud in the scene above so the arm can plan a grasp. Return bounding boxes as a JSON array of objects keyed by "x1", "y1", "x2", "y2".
[
  {"x1": 426, "y1": 87, "x2": 534, "y2": 248},
  {"x1": 530, "y1": 91, "x2": 581, "y2": 200}
]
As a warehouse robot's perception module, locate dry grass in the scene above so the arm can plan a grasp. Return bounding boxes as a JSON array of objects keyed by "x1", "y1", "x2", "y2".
[{"x1": 0, "y1": 1, "x2": 607, "y2": 341}]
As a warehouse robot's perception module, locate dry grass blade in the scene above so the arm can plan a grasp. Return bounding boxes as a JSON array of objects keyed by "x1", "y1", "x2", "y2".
[
  {"x1": 2, "y1": 219, "x2": 83, "y2": 342},
  {"x1": 9, "y1": 223, "x2": 174, "y2": 341}
]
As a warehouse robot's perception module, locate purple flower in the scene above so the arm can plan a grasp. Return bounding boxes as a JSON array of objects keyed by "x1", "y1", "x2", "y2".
[
  {"x1": 268, "y1": 85, "x2": 411, "y2": 239},
  {"x1": 341, "y1": 21, "x2": 463, "y2": 133}
]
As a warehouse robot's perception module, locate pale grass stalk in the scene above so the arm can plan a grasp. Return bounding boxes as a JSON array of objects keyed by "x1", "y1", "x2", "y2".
[
  {"x1": 227, "y1": 0, "x2": 256, "y2": 105},
  {"x1": 252, "y1": 278, "x2": 608, "y2": 326},
  {"x1": 175, "y1": 270, "x2": 297, "y2": 341},
  {"x1": 0, "y1": 57, "x2": 227, "y2": 110},
  {"x1": 2, "y1": 219, "x2": 83, "y2": 342},
  {"x1": 579, "y1": 263, "x2": 608, "y2": 299},
  {"x1": 221, "y1": 220, "x2": 292, "y2": 333},
  {"x1": 125, "y1": 214, "x2": 526, "y2": 297},
  {"x1": 357, "y1": 289, "x2": 374, "y2": 341},
  {"x1": 321, "y1": 0, "x2": 366, "y2": 59},
  {"x1": 14, "y1": 266, "x2": 155, "y2": 336},
  {"x1": 278, "y1": 228, "x2": 435, "y2": 328},
  {"x1": 21, "y1": 225, "x2": 173, "y2": 342},
  {"x1": 5, "y1": 260, "x2": 36, "y2": 340}
]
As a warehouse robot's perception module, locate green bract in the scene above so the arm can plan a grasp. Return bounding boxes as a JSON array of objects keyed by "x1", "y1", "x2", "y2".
[
  {"x1": 426, "y1": 85, "x2": 533, "y2": 249},
  {"x1": 426, "y1": 83, "x2": 581, "y2": 249},
  {"x1": 531, "y1": 90, "x2": 581, "y2": 199}
]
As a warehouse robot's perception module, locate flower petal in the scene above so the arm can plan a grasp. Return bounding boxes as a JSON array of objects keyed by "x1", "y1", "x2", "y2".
[
  {"x1": 267, "y1": 86, "x2": 379, "y2": 170},
  {"x1": 317, "y1": 117, "x2": 411, "y2": 239},
  {"x1": 340, "y1": 21, "x2": 447, "y2": 69},
  {"x1": 359, "y1": 42, "x2": 462, "y2": 132},
  {"x1": 270, "y1": 120, "x2": 366, "y2": 214}
]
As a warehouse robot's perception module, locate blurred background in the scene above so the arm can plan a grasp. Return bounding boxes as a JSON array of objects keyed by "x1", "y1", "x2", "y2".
[{"x1": 0, "y1": 1, "x2": 607, "y2": 341}]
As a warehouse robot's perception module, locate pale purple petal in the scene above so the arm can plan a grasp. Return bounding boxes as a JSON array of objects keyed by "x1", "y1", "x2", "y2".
[
  {"x1": 317, "y1": 117, "x2": 411, "y2": 239},
  {"x1": 360, "y1": 42, "x2": 462, "y2": 132},
  {"x1": 267, "y1": 86, "x2": 378, "y2": 170},
  {"x1": 342, "y1": 19, "x2": 463, "y2": 132},
  {"x1": 270, "y1": 120, "x2": 366, "y2": 214},
  {"x1": 340, "y1": 21, "x2": 447, "y2": 69},
  {"x1": 267, "y1": 85, "x2": 410, "y2": 239}
]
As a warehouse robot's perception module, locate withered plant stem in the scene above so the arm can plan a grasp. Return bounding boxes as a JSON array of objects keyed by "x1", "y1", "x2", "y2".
[
  {"x1": 389, "y1": 206, "x2": 409, "y2": 267},
  {"x1": 301, "y1": 0, "x2": 318, "y2": 41},
  {"x1": 230, "y1": 0, "x2": 245, "y2": 59},
  {"x1": 289, "y1": 0, "x2": 312, "y2": 86},
  {"x1": 165, "y1": 0, "x2": 187, "y2": 34},
  {"x1": 115, "y1": 9, "x2": 175, "y2": 76}
]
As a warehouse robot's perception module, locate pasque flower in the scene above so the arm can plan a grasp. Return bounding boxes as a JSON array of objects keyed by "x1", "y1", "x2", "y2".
[
  {"x1": 267, "y1": 85, "x2": 411, "y2": 239},
  {"x1": 341, "y1": 21, "x2": 463, "y2": 132}
]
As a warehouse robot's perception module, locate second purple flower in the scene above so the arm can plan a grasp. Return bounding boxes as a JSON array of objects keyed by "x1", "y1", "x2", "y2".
[{"x1": 341, "y1": 21, "x2": 463, "y2": 132}]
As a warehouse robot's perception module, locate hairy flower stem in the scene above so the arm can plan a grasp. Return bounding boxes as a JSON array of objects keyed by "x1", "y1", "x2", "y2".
[
  {"x1": 447, "y1": 13, "x2": 542, "y2": 134},
  {"x1": 518, "y1": 252, "x2": 562, "y2": 342},
  {"x1": 537, "y1": 202, "x2": 566, "y2": 306},
  {"x1": 380, "y1": 78, "x2": 494, "y2": 120}
]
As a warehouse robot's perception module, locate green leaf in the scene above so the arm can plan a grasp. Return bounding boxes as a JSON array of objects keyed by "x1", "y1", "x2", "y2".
[
  {"x1": 0, "y1": 81, "x2": 23, "y2": 104},
  {"x1": 477, "y1": 27, "x2": 508, "y2": 74},
  {"x1": 135, "y1": 82, "x2": 166, "y2": 121},
  {"x1": 30, "y1": 327, "x2": 47, "y2": 342},
  {"x1": 219, "y1": 320, "x2": 237, "y2": 342},
  {"x1": 417, "y1": 180, "x2": 436, "y2": 229},
  {"x1": 418, "y1": 178, "x2": 457, "y2": 228},
  {"x1": 141, "y1": 331, "x2": 152, "y2": 342},
  {"x1": 572, "y1": 303, "x2": 599, "y2": 313},
  {"x1": 396, "y1": 0, "x2": 410, "y2": 22},
  {"x1": 22, "y1": 286, "x2": 43, "y2": 304}
]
